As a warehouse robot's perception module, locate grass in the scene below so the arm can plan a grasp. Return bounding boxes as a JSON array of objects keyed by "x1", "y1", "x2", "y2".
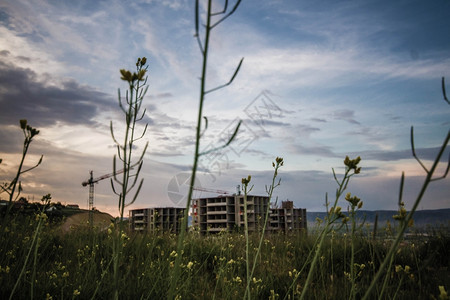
[{"x1": 0, "y1": 214, "x2": 449, "y2": 299}]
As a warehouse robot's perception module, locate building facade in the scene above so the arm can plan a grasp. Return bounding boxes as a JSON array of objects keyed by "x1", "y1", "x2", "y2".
[
  {"x1": 129, "y1": 207, "x2": 186, "y2": 233},
  {"x1": 269, "y1": 200, "x2": 307, "y2": 232},
  {"x1": 192, "y1": 195, "x2": 307, "y2": 234}
]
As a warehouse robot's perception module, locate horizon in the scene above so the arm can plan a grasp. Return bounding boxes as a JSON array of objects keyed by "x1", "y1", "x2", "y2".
[{"x1": 0, "y1": 0, "x2": 449, "y2": 218}]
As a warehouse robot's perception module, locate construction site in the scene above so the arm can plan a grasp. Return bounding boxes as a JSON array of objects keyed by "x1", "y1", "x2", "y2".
[
  {"x1": 81, "y1": 171, "x2": 307, "y2": 235},
  {"x1": 128, "y1": 192, "x2": 307, "y2": 234}
]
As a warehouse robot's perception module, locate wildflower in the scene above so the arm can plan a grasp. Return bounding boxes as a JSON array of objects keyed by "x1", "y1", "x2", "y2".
[
  {"x1": 269, "y1": 290, "x2": 279, "y2": 300},
  {"x1": 233, "y1": 276, "x2": 242, "y2": 284},
  {"x1": 241, "y1": 175, "x2": 251, "y2": 185},
  {"x1": 438, "y1": 286, "x2": 449, "y2": 300},
  {"x1": 344, "y1": 271, "x2": 351, "y2": 281},
  {"x1": 187, "y1": 261, "x2": 194, "y2": 269},
  {"x1": 36, "y1": 212, "x2": 48, "y2": 221},
  {"x1": 170, "y1": 250, "x2": 177, "y2": 258},
  {"x1": 404, "y1": 265, "x2": 411, "y2": 274},
  {"x1": 344, "y1": 156, "x2": 361, "y2": 173},
  {"x1": 20, "y1": 119, "x2": 27, "y2": 129},
  {"x1": 73, "y1": 289, "x2": 80, "y2": 296},
  {"x1": 273, "y1": 157, "x2": 284, "y2": 168},
  {"x1": 289, "y1": 269, "x2": 298, "y2": 278}
]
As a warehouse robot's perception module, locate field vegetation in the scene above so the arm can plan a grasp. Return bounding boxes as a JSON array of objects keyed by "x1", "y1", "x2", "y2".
[
  {"x1": 0, "y1": 208, "x2": 449, "y2": 299},
  {"x1": 1, "y1": 1, "x2": 449, "y2": 299}
]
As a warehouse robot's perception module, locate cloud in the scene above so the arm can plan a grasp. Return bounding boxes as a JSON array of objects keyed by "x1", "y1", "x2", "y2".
[
  {"x1": 289, "y1": 143, "x2": 337, "y2": 158},
  {"x1": 0, "y1": 60, "x2": 114, "y2": 128},
  {"x1": 148, "y1": 92, "x2": 174, "y2": 100},
  {"x1": 356, "y1": 146, "x2": 450, "y2": 162},
  {"x1": 311, "y1": 118, "x2": 327, "y2": 123},
  {"x1": 330, "y1": 109, "x2": 360, "y2": 125}
]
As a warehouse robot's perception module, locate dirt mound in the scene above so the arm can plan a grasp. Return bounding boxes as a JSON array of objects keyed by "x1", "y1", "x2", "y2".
[{"x1": 61, "y1": 211, "x2": 114, "y2": 233}]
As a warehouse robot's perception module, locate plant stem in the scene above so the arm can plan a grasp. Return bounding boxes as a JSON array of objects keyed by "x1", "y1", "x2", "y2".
[
  {"x1": 169, "y1": 1, "x2": 212, "y2": 299},
  {"x1": 362, "y1": 131, "x2": 449, "y2": 299}
]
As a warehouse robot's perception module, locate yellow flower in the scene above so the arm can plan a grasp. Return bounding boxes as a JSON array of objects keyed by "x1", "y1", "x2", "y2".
[
  {"x1": 187, "y1": 261, "x2": 194, "y2": 269},
  {"x1": 73, "y1": 289, "x2": 80, "y2": 296},
  {"x1": 404, "y1": 265, "x2": 411, "y2": 274},
  {"x1": 438, "y1": 286, "x2": 448, "y2": 300}
]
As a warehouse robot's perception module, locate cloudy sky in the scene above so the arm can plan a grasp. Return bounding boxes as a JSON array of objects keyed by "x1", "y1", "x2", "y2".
[{"x1": 0, "y1": 0, "x2": 449, "y2": 217}]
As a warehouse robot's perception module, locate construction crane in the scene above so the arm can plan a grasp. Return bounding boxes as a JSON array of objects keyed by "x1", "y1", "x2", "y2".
[
  {"x1": 81, "y1": 168, "x2": 127, "y2": 225},
  {"x1": 192, "y1": 186, "x2": 231, "y2": 195}
]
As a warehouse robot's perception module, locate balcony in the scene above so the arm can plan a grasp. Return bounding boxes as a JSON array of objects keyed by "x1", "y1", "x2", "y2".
[
  {"x1": 207, "y1": 211, "x2": 227, "y2": 215},
  {"x1": 207, "y1": 202, "x2": 227, "y2": 207},
  {"x1": 206, "y1": 219, "x2": 227, "y2": 223}
]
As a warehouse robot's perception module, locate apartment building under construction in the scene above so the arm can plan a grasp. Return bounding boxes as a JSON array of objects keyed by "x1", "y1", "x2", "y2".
[
  {"x1": 129, "y1": 207, "x2": 186, "y2": 234},
  {"x1": 192, "y1": 195, "x2": 307, "y2": 234}
]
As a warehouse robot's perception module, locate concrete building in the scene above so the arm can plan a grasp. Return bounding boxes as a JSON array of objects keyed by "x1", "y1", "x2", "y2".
[
  {"x1": 192, "y1": 195, "x2": 307, "y2": 234},
  {"x1": 269, "y1": 200, "x2": 307, "y2": 232},
  {"x1": 129, "y1": 207, "x2": 186, "y2": 233}
]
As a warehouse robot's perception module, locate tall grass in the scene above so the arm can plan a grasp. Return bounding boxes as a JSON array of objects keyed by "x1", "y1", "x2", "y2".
[
  {"x1": 110, "y1": 57, "x2": 149, "y2": 299},
  {"x1": 0, "y1": 216, "x2": 449, "y2": 299},
  {"x1": 169, "y1": 1, "x2": 243, "y2": 298}
]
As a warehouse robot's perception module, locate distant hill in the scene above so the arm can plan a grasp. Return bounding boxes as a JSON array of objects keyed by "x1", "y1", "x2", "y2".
[
  {"x1": 60, "y1": 211, "x2": 114, "y2": 233},
  {"x1": 307, "y1": 208, "x2": 450, "y2": 228}
]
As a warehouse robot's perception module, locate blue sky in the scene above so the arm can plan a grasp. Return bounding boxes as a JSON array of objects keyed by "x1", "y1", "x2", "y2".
[{"x1": 0, "y1": 0, "x2": 449, "y2": 216}]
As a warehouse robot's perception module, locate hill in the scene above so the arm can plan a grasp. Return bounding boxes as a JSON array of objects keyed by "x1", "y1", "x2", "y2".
[
  {"x1": 307, "y1": 208, "x2": 450, "y2": 228},
  {"x1": 60, "y1": 211, "x2": 114, "y2": 233}
]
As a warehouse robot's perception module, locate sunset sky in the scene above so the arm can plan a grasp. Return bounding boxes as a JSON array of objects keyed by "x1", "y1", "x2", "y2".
[{"x1": 0, "y1": 0, "x2": 449, "y2": 217}]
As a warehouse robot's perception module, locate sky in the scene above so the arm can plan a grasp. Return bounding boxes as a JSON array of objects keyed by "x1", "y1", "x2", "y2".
[{"x1": 0, "y1": 0, "x2": 449, "y2": 217}]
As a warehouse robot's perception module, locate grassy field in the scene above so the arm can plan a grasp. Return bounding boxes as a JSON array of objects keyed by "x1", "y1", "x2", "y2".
[{"x1": 0, "y1": 210, "x2": 448, "y2": 300}]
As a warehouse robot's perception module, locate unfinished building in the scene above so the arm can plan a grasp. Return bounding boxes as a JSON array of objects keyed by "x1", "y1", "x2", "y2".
[
  {"x1": 192, "y1": 195, "x2": 306, "y2": 234},
  {"x1": 129, "y1": 207, "x2": 186, "y2": 233},
  {"x1": 269, "y1": 200, "x2": 307, "y2": 232}
]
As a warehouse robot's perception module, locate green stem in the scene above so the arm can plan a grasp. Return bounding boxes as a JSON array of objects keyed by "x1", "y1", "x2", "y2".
[
  {"x1": 7, "y1": 135, "x2": 31, "y2": 216},
  {"x1": 169, "y1": 1, "x2": 212, "y2": 299},
  {"x1": 362, "y1": 131, "x2": 449, "y2": 299},
  {"x1": 243, "y1": 184, "x2": 251, "y2": 300},
  {"x1": 9, "y1": 215, "x2": 43, "y2": 300},
  {"x1": 299, "y1": 169, "x2": 351, "y2": 300},
  {"x1": 248, "y1": 162, "x2": 281, "y2": 294},
  {"x1": 350, "y1": 205, "x2": 356, "y2": 300}
]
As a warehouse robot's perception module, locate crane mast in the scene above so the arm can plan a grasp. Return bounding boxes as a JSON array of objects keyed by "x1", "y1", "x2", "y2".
[{"x1": 82, "y1": 168, "x2": 127, "y2": 225}]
